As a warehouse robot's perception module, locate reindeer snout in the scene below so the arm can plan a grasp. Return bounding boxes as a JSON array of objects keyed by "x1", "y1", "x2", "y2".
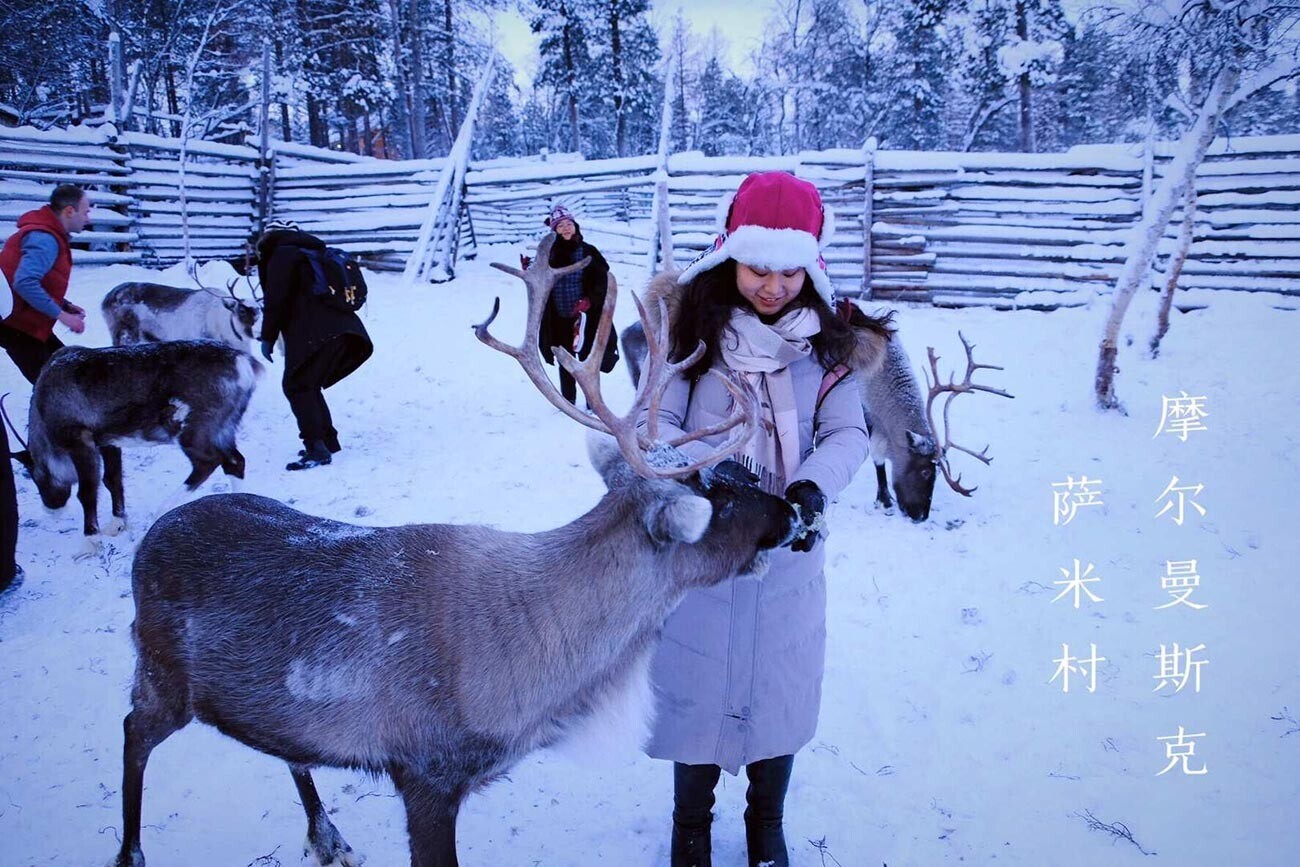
[{"x1": 765, "y1": 500, "x2": 801, "y2": 549}]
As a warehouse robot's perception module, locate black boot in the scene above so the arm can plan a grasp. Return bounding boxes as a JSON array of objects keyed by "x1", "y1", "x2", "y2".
[
  {"x1": 672, "y1": 762, "x2": 721, "y2": 867},
  {"x1": 298, "y1": 435, "x2": 341, "y2": 458},
  {"x1": 287, "y1": 440, "x2": 332, "y2": 471},
  {"x1": 744, "y1": 755, "x2": 794, "y2": 867}
]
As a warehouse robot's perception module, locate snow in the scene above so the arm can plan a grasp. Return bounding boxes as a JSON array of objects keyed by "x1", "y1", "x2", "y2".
[{"x1": 2, "y1": 257, "x2": 1299, "y2": 865}]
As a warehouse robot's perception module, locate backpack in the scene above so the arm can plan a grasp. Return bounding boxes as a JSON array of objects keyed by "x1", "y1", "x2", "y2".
[{"x1": 302, "y1": 247, "x2": 367, "y2": 312}]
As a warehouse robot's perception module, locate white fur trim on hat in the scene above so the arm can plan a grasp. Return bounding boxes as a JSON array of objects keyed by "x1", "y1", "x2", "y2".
[
  {"x1": 819, "y1": 207, "x2": 836, "y2": 249},
  {"x1": 678, "y1": 224, "x2": 834, "y2": 304}
]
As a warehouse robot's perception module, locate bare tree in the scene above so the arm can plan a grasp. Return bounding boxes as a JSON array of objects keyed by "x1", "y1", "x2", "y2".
[{"x1": 1094, "y1": 0, "x2": 1300, "y2": 410}]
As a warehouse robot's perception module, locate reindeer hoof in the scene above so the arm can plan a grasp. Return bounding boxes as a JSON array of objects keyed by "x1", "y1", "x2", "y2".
[
  {"x1": 302, "y1": 834, "x2": 363, "y2": 866},
  {"x1": 104, "y1": 516, "x2": 129, "y2": 537}
]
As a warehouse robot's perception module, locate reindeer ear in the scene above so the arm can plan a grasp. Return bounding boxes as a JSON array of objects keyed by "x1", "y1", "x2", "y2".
[
  {"x1": 647, "y1": 492, "x2": 712, "y2": 544},
  {"x1": 587, "y1": 432, "x2": 633, "y2": 489},
  {"x1": 221, "y1": 298, "x2": 238, "y2": 311},
  {"x1": 907, "y1": 430, "x2": 937, "y2": 456}
]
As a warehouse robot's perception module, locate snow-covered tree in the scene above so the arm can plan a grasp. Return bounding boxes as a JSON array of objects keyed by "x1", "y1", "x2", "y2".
[
  {"x1": 1094, "y1": 0, "x2": 1300, "y2": 410},
  {"x1": 531, "y1": 0, "x2": 594, "y2": 153}
]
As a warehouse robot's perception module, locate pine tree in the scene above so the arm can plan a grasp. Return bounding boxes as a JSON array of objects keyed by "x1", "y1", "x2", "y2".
[
  {"x1": 473, "y1": 61, "x2": 521, "y2": 159},
  {"x1": 531, "y1": 0, "x2": 594, "y2": 153},
  {"x1": 879, "y1": 0, "x2": 951, "y2": 149}
]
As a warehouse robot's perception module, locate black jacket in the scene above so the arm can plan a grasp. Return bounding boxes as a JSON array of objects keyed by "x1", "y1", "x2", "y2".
[
  {"x1": 258, "y1": 230, "x2": 373, "y2": 387},
  {"x1": 539, "y1": 228, "x2": 619, "y2": 374}
]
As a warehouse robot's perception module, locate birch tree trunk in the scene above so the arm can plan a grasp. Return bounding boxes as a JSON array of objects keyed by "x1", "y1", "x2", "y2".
[
  {"x1": 1094, "y1": 64, "x2": 1237, "y2": 410},
  {"x1": 1149, "y1": 186, "x2": 1196, "y2": 358}
]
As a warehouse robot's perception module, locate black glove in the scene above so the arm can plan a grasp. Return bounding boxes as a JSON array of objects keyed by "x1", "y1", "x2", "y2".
[
  {"x1": 785, "y1": 480, "x2": 826, "y2": 553},
  {"x1": 260, "y1": 340, "x2": 274, "y2": 362},
  {"x1": 706, "y1": 459, "x2": 760, "y2": 490}
]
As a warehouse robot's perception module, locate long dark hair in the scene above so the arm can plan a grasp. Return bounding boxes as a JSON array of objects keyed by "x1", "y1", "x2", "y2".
[{"x1": 672, "y1": 259, "x2": 868, "y2": 380}]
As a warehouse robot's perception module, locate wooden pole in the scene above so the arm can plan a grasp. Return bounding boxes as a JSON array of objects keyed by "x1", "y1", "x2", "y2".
[
  {"x1": 647, "y1": 64, "x2": 674, "y2": 273},
  {"x1": 108, "y1": 31, "x2": 125, "y2": 125},
  {"x1": 862, "y1": 136, "x2": 876, "y2": 299}
]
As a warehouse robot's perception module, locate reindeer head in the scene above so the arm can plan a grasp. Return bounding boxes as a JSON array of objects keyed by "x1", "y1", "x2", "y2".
[
  {"x1": 20, "y1": 433, "x2": 74, "y2": 510},
  {"x1": 891, "y1": 430, "x2": 939, "y2": 522},
  {"x1": 221, "y1": 293, "x2": 262, "y2": 340},
  {"x1": 479, "y1": 234, "x2": 800, "y2": 586}
]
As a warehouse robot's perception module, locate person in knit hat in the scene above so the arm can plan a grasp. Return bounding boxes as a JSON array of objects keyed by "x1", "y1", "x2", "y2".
[
  {"x1": 536, "y1": 204, "x2": 618, "y2": 404},
  {"x1": 256, "y1": 218, "x2": 374, "y2": 470},
  {"x1": 639, "y1": 171, "x2": 891, "y2": 867}
]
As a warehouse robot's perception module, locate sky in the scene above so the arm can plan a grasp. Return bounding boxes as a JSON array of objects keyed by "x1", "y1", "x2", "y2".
[{"x1": 489, "y1": 0, "x2": 774, "y2": 93}]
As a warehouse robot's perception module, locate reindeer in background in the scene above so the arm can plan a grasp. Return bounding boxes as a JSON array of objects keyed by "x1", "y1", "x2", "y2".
[
  {"x1": 101, "y1": 275, "x2": 261, "y2": 351},
  {"x1": 111, "y1": 234, "x2": 802, "y2": 867},
  {"x1": 863, "y1": 328, "x2": 1014, "y2": 521}
]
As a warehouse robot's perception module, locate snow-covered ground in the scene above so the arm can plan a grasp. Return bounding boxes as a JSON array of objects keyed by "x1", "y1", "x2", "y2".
[{"x1": 1, "y1": 251, "x2": 1296, "y2": 866}]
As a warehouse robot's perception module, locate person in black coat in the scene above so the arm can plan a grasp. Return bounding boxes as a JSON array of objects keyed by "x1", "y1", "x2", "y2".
[
  {"x1": 256, "y1": 220, "x2": 373, "y2": 470},
  {"x1": 537, "y1": 205, "x2": 619, "y2": 404}
]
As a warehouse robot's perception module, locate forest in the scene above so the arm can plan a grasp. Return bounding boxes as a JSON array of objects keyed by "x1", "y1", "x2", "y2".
[{"x1": 1, "y1": 0, "x2": 1297, "y2": 160}]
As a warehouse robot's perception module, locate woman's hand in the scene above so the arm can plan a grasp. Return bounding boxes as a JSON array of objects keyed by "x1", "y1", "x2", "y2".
[{"x1": 785, "y1": 480, "x2": 826, "y2": 553}]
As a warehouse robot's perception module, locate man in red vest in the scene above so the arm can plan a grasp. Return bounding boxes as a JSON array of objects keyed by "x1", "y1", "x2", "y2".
[
  {"x1": 0, "y1": 184, "x2": 92, "y2": 384},
  {"x1": 1, "y1": 184, "x2": 90, "y2": 598}
]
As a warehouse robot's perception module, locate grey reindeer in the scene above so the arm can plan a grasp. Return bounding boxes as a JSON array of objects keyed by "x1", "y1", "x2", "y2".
[
  {"x1": 863, "y1": 327, "x2": 1013, "y2": 521},
  {"x1": 101, "y1": 278, "x2": 261, "y2": 351},
  {"x1": 112, "y1": 234, "x2": 801, "y2": 867},
  {"x1": 20, "y1": 341, "x2": 258, "y2": 554}
]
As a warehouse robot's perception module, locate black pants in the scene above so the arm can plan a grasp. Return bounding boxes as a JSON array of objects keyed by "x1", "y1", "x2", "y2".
[
  {"x1": 0, "y1": 324, "x2": 63, "y2": 385},
  {"x1": 1, "y1": 416, "x2": 18, "y2": 592},
  {"x1": 283, "y1": 343, "x2": 349, "y2": 448}
]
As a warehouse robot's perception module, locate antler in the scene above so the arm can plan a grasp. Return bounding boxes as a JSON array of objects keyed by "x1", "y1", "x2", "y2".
[
  {"x1": 923, "y1": 330, "x2": 1014, "y2": 497},
  {"x1": 475, "y1": 234, "x2": 760, "y2": 480}
]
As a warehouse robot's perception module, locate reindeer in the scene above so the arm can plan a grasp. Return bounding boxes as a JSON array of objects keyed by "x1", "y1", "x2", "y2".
[
  {"x1": 864, "y1": 330, "x2": 1013, "y2": 521},
  {"x1": 101, "y1": 277, "x2": 260, "y2": 351},
  {"x1": 111, "y1": 234, "x2": 801, "y2": 867},
  {"x1": 21, "y1": 341, "x2": 258, "y2": 551}
]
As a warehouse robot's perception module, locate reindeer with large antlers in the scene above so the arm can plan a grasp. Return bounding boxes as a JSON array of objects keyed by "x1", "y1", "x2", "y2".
[{"x1": 111, "y1": 234, "x2": 800, "y2": 867}]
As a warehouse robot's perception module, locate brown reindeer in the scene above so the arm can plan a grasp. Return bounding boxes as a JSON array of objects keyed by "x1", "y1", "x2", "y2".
[{"x1": 112, "y1": 233, "x2": 801, "y2": 867}]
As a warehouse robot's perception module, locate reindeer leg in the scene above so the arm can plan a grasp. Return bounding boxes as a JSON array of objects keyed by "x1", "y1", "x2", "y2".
[
  {"x1": 220, "y1": 448, "x2": 246, "y2": 493},
  {"x1": 115, "y1": 649, "x2": 192, "y2": 867},
  {"x1": 100, "y1": 445, "x2": 128, "y2": 536},
  {"x1": 67, "y1": 440, "x2": 102, "y2": 560},
  {"x1": 177, "y1": 426, "x2": 222, "y2": 492},
  {"x1": 874, "y1": 462, "x2": 894, "y2": 510},
  {"x1": 390, "y1": 765, "x2": 461, "y2": 867},
  {"x1": 291, "y1": 764, "x2": 360, "y2": 867}
]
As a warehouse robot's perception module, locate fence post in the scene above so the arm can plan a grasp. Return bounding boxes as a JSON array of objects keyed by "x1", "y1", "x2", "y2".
[
  {"x1": 862, "y1": 137, "x2": 876, "y2": 300},
  {"x1": 403, "y1": 52, "x2": 496, "y2": 286},
  {"x1": 647, "y1": 65, "x2": 674, "y2": 273}
]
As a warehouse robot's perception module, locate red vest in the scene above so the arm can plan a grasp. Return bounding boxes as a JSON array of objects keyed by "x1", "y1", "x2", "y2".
[{"x1": 0, "y1": 206, "x2": 73, "y2": 341}]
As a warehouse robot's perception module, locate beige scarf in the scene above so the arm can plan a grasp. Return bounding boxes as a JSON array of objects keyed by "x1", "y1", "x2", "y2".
[{"x1": 719, "y1": 306, "x2": 821, "y2": 493}]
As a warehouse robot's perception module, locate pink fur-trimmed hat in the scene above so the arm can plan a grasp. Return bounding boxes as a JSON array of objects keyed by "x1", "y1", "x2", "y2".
[{"x1": 677, "y1": 171, "x2": 836, "y2": 303}]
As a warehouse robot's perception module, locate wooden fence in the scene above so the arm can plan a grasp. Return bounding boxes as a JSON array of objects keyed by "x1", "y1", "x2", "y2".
[{"x1": 2, "y1": 123, "x2": 1297, "y2": 306}]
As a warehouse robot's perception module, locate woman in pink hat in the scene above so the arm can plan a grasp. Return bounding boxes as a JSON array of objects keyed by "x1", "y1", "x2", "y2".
[{"x1": 639, "y1": 172, "x2": 890, "y2": 867}]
